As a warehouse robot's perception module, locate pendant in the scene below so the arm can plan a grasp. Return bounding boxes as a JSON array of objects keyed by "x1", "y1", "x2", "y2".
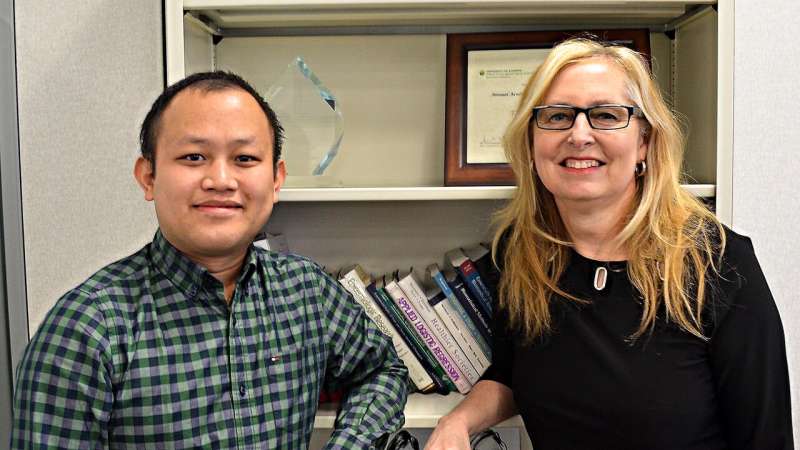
[{"x1": 593, "y1": 266, "x2": 608, "y2": 291}]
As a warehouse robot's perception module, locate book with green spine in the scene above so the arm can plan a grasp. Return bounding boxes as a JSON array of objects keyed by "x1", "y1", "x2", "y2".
[{"x1": 370, "y1": 276, "x2": 456, "y2": 394}]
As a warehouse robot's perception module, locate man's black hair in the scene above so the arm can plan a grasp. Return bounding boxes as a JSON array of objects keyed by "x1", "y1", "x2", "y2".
[{"x1": 139, "y1": 71, "x2": 284, "y2": 173}]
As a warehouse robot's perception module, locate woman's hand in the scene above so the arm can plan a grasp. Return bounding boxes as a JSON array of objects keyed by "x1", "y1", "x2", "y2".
[
  {"x1": 423, "y1": 380, "x2": 516, "y2": 449},
  {"x1": 423, "y1": 415, "x2": 472, "y2": 450}
]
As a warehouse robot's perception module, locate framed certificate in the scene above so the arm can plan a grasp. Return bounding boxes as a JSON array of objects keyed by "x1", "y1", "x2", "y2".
[{"x1": 444, "y1": 30, "x2": 650, "y2": 186}]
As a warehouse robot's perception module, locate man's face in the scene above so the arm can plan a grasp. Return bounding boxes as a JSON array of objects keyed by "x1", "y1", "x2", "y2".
[{"x1": 135, "y1": 87, "x2": 285, "y2": 260}]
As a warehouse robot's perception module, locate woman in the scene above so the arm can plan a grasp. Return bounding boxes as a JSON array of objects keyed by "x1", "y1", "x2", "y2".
[{"x1": 425, "y1": 38, "x2": 792, "y2": 449}]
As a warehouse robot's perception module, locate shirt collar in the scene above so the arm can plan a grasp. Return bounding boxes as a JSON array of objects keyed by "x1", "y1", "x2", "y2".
[{"x1": 150, "y1": 229, "x2": 260, "y2": 300}]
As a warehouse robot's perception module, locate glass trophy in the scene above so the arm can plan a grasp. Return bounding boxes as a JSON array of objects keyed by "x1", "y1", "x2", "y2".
[{"x1": 264, "y1": 57, "x2": 343, "y2": 187}]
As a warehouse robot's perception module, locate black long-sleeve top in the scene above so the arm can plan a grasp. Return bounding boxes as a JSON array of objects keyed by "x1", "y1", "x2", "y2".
[{"x1": 482, "y1": 229, "x2": 793, "y2": 449}]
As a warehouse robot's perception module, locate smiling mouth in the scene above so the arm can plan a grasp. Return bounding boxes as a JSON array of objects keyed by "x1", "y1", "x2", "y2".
[
  {"x1": 561, "y1": 159, "x2": 605, "y2": 169},
  {"x1": 193, "y1": 202, "x2": 244, "y2": 212}
]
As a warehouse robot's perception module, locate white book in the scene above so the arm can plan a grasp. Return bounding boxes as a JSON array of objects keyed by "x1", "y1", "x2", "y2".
[
  {"x1": 428, "y1": 263, "x2": 492, "y2": 360},
  {"x1": 338, "y1": 265, "x2": 435, "y2": 392},
  {"x1": 384, "y1": 278, "x2": 472, "y2": 394},
  {"x1": 397, "y1": 271, "x2": 480, "y2": 385},
  {"x1": 426, "y1": 266, "x2": 490, "y2": 376}
]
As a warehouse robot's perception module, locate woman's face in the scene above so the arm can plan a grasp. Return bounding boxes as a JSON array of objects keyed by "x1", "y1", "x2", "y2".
[{"x1": 531, "y1": 58, "x2": 648, "y2": 212}]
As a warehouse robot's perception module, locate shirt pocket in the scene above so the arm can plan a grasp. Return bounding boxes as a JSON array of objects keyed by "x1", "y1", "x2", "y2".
[{"x1": 264, "y1": 344, "x2": 324, "y2": 438}]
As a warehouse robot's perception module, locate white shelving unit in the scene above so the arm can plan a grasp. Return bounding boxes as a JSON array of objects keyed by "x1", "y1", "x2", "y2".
[
  {"x1": 280, "y1": 183, "x2": 715, "y2": 202},
  {"x1": 165, "y1": 2, "x2": 732, "y2": 448},
  {"x1": 314, "y1": 392, "x2": 523, "y2": 429}
]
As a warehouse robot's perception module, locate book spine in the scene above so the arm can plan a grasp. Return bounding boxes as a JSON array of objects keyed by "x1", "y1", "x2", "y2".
[
  {"x1": 449, "y1": 275, "x2": 493, "y2": 344},
  {"x1": 339, "y1": 272, "x2": 435, "y2": 392},
  {"x1": 397, "y1": 274, "x2": 480, "y2": 385},
  {"x1": 457, "y1": 259, "x2": 494, "y2": 318},
  {"x1": 431, "y1": 271, "x2": 492, "y2": 361},
  {"x1": 385, "y1": 281, "x2": 472, "y2": 394},
  {"x1": 428, "y1": 288, "x2": 490, "y2": 376},
  {"x1": 367, "y1": 283, "x2": 452, "y2": 394}
]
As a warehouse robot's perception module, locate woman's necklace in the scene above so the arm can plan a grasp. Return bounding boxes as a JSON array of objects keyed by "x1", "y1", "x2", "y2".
[
  {"x1": 593, "y1": 266, "x2": 608, "y2": 291},
  {"x1": 593, "y1": 264, "x2": 626, "y2": 291}
]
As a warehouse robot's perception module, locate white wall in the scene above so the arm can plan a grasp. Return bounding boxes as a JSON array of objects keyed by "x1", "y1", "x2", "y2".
[
  {"x1": 733, "y1": 0, "x2": 800, "y2": 439},
  {"x1": 15, "y1": 1, "x2": 162, "y2": 334}
]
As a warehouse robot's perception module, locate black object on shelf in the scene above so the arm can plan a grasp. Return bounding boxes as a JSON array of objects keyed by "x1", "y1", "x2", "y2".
[
  {"x1": 371, "y1": 429, "x2": 420, "y2": 450},
  {"x1": 471, "y1": 428, "x2": 508, "y2": 450}
]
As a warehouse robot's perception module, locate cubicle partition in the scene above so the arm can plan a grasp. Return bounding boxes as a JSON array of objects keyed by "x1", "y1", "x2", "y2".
[{"x1": 1, "y1": 0, "x2": 28, "y2": 444}]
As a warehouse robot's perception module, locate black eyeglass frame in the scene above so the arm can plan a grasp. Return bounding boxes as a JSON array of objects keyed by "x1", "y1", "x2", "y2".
[{"x1": 532, "y1": 104, "x2": 644, "y2": 130}]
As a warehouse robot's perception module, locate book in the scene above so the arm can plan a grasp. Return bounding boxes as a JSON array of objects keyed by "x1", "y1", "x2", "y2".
[
  {"x1": 426, "y1": 283, "x2": 490, "y2": 377},
  {"x1": 338, "y1": 265, "x2": 435, "y2": 393},
  {"x1": 396, "y1": 270, "x2": 480, "y2": 386},
  {"x1": 318, "y1": 388, "x2": 344, "y2": 406},
  {"x1": 446, "y1": 248, "x2": 494, "y2": 318},
  {"x1": 368, "y1": 276, "x2": 453, "y2": 394},
  {"x1": 427, "y1": 263, "x2": 492, "y2": 363},
  {"x1": 462, "y1": 243, "x2": 500, "y2": 301},
  {"x1": 384, "y1": 276, "x2": 472, "y2": 394},
  {"x1": 444, "y1": 266, "x2": 492, "y2": 344}
]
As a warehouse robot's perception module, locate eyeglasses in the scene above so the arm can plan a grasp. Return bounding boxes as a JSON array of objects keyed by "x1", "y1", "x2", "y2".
[{"x1": 532, "y1": 104, "x2": 643, "y2": 130}]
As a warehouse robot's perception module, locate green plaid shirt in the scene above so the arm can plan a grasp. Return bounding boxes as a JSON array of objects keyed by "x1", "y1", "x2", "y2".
[{"x1": 12, "y1": 230, "x2": 408, "y2": 449}]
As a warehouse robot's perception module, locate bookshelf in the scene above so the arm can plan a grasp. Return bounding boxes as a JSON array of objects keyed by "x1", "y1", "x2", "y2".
[
  {"x1": 165, "y1": 1, "x2": 731, "y2": 448},
  {"x1": 280, "y1": 184, "x2": 715, "y2": 202},
  {"x1": 314, "y1": 392, "x2": 524, "y2": 429}
]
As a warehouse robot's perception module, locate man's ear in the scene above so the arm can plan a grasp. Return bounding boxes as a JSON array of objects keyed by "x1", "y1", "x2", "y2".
[
  {"x1": 134, "y1": 156, "x2": 156, "y2": 201},
  {"x1": 272, "y1": 160, "x2": 286, "y2": 203}
]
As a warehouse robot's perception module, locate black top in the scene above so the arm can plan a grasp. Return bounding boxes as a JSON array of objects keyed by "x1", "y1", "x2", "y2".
[{"x1": 482, "y1": 229, "x2": 793, "y2": 450}]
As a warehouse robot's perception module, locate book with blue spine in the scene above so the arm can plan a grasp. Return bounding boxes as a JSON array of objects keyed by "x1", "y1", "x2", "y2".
[
  {"x1": 444, "y1": 266, "x2": 492, "y2": 344},
  {"x1": 446, "y1": 248, "x2": 494, "y2": 318},
  {"x1": 427, "y1": 263, "x2": 492, "y2": 362},
  {"x1": 426, "y1": 284, "x2": 490, "y2": 377}
]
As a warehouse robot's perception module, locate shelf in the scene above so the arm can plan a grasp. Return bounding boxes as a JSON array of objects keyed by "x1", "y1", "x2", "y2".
[
  {"x1": 313, "y1": 392, "x2": 525, "y2": 429},
  {"x1": 280, "y1": 186, "x2": 514, "y2": 202},
  {"x1": 279, "y1": 184, "x2": 715, "y2": 202},
  {"x1": 183, "y1": 0, "x2": 716, "y2": 30}
]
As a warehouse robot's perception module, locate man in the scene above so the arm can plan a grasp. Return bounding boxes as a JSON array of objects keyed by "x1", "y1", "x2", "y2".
[{"x1": 12, "y1": 71, "x2": 409, "y2": 449}]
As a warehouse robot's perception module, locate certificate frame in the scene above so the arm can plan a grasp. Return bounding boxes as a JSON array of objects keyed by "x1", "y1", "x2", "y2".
[{"x1": 444, "y1": 30, "x2": 650, "y2": 186}]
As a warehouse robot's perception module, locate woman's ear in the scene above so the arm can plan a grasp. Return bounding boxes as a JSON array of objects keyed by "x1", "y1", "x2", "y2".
[{"x1": 637, "y1": 125, "x2": 651, "y2": 161}]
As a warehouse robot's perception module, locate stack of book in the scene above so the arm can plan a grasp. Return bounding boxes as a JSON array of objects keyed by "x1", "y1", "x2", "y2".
[{"x1": 337, "y1": 244, "x2": 498, "y2": 395}]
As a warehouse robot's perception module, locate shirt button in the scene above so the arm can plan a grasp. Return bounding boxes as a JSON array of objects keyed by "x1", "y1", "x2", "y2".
[{"x1": 239, "y1": 384, "x2": 246, "y2": 397}]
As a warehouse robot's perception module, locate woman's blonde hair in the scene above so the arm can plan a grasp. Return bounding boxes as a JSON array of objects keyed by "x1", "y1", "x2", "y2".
[{"x1": 492, "y1": 38, "x2": 724, "y2": 341}]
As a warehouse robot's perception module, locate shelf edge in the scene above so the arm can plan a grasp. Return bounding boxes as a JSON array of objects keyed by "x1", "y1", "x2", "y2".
[{"x1": 279, "y1": 184, "x2": 715, "y2": 201}]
